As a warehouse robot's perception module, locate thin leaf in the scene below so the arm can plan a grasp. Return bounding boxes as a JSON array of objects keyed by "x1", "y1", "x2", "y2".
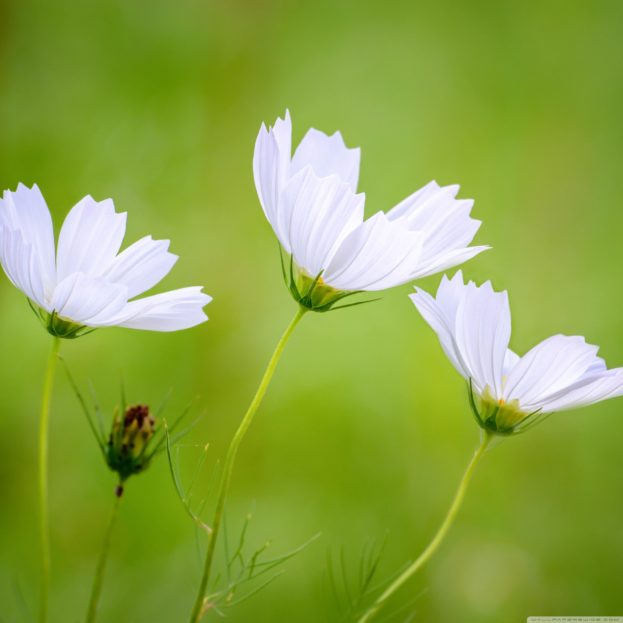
[
  {"x1": 59, "y1": 358, "x2": 106, "y2": 453},
  {"x1": 250, "y1": 532, "x2": 320, "y2": 569},
  {"x1": 164, "y1": 421, "x2": 211, "y2": 534},
  {"x1": 119, "y1": 376, "x2": 127, "y2": 415},
  {"x1": 88, "y1": 380, "x2": 107, "y2": 441},
  {"x1": 225, "y1": 572, "x2": 283, "y2": 608},
  {"x1": 26, "y1": 298, "x2": 46, "y2": 324},
  {"x1": 359, "y1": 535, "x2": 387, "y2": 602},
  {"x1": 229, "y1": 514, "x2": 251, "y2": 571},
  {"x1": 330, "y1": 297, "x2": 382, "y2": 312},
  {"x1": 12, "y1": 577, "x2": 33, "y2": 623},
  {"x1": 154, "y1": 387, "x2": 173, "y2": 419},
  {"x1": 325, "y1": 548, "x2": 345, "y2": 616},
  {"x1": 340, "y1": 546, "x2": 353, "y2": 610},
  {"x1": 467, "y1": 378, "x2": 484, "y2": 428},
  {"x1": 376, "y1": 587, "x2": 426, "y2": 623},
  {"x1": 288, "y1": 253, "x2": 301, "y2": 299},
  {"x1": 147, "y1": 401, "x2": 197, "y2": 460},
  {"x1": 278, "y1": 245, "x2": 288, "y2": 287},
  {"x1": 185, "y1": 442, "x2": 211, "y2": 505},
  {"x1": 304, "y1": 269, "x2": 325, "y2": 298},
  {"x1": 247, "y1": 540, "x2": 271, "y2": 579}
]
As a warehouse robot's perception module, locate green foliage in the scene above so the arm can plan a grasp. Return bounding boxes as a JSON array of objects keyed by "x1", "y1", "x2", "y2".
[
  {"x1": 325, "y1": 539, "x2": 423, "y2": 623},
  {"x1": 166, "y1": 430, "x2": 319, "y2": 617},
  {"x1": 63, "y1": 362, "x2": 193, "y2": 488}
]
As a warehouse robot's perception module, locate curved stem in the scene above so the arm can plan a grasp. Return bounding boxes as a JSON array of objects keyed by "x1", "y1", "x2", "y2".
[
  {"x1": 85, "y1": 490, "x2": 123, "y2": 623},
  {"x1": 38, "y1": 337, "x2": 60, "y2": 623},
  {"x1": 188, "y1": 306, "x2": 307, "y2": 623},
  {"x1": 358, "y1": 431, "x2": 493, "y2": 623}
]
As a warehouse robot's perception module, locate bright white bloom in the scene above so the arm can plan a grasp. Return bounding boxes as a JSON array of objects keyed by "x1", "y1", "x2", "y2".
[
  {"x1": 411, "y1": 271, "x2": 623, "y2": 433},
  {"x1": 0, "y1": 184, "x2": 211, "y2": 336},
  {"x1": 253, "y1": 111, "x2": 488, "y2": 310}
]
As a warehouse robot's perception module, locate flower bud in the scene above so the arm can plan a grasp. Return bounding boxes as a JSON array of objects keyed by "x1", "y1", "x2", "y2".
[{"x1": 106, "y1": 404, "x2": 157, "y2": 483}]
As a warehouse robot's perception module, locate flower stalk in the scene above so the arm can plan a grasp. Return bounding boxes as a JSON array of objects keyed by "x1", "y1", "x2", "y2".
[
  {"x1": 68, "y1": 386, "x2": 169, "y2": 623},
  {"x1": 188, "y1": 306, "x2": 307, "y2": 622},
  {"x1": 357, "y1": 431, "x2": 492, "y2": 623},
  {"x1": 38, "y1": 336, "x2": 60, "y2": 623},
  {"x1": 85, "y1": 489, "x2": 123, "y2": 623}
]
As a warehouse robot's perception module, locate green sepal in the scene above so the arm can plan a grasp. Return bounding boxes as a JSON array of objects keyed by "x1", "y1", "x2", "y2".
[
  {"x1": 28, "y1": 300, "x2": 96, "y2": 339},
  {"x1": 46, "y1": 311, "x2": 95, "y2": 339},
  {"x1": 467, "y1": 379, "x2": 543, "y2": 436},
  {"x1": 280, "y1": 252, "x2": 374, "y2": 313}
]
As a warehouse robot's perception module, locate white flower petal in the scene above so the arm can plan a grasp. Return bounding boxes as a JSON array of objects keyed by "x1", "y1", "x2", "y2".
[
  {"x1": 536, "y1": 368, "x2": 623, "y2": 413},
  {"x1": 409, "y1": 245, "x2": 490, "y2": 280},
  {"x1": 409, "y1": 272, "x2": 470, "y2": 378},
  {"x1": 0, "y1": 184, "x2": 56, "y2": 294},
  {"x1": 103, "y1": 235, "x2": 178, "y2": 298},
  {"x1": 503, "y1": 349, "x2": 520, "y2": 376},
  {"x1": 433, "y1": 270, "x2": 467, "y2": 319},
  {"x1": 107, "y1": 287, "x2": 212, "y2": 332},
  {"x1": 454, "y1": 280, "x2": 511, "y2": 397},
  {"x1": 0, "y1": 226, "x2": 47, "y2": 308},
  {"x1": 410, "y1": 272, "x2": 511, "y2": 396},
  {"x1": 504, "y1": 335, "x2": 600, "y2": 409},
  {"x1": 280, "y1": 167, "x2": 364, "y2": 276},
  {"x1": 323, "y1": 212, "x2": 424, "y2": 291},
  {"x1": 253, "y1": 111, "x2": 292, "y2": 252},
  {"x1": 291, "y1": 128, "x2": 360, "y2": 190},
  {"x1": 51, "y1": 273, "x2": 128, "y2": 325},
  {"x1": 418, "y1": 203, "x2": 481, "y2": 259},
  {"x1": 387, "y1": 181, "x2": 458, "y2": 226},
  {"x1": 387, "y1": 182, "x2": 486, "y2": 278},
  {"x1": 56, "y1": 196, "x2": 127, "y2": 281}
]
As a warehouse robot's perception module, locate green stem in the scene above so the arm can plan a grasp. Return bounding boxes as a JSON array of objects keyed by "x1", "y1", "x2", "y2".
[
  {"x1": 85, "y1": 490, "x2": 123, "y2": 623},
  {"x1": 188, "y1": 306, "x2": 307, "y2": 622},
  {"x1": 38, "y1": 337, "x2": 60, "y2": 623},
  {"x1": 357, "y1": 431, "x2": 493, "y2": 623}
]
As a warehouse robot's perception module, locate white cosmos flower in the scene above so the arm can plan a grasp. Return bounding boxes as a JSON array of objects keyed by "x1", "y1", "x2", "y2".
[
  {"x1": 0, "y1": 184, "x2": 211, "y2": 336},
  {"x1": 253, "y1": 111, "x2": 488, "y2": 310},
  {"x1": 410, "y1": 271, "x2": 623, "y2": 433}
]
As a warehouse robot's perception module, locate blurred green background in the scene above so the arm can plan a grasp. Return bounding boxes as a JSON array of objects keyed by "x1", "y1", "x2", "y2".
[{"x1": 1, "y1": 0, "x2": 623, "y2": 621}]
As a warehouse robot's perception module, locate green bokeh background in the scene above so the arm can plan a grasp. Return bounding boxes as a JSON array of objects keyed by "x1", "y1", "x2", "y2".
[{"x1": 1, "y1": 1, "x2": 623, "y2": 621}]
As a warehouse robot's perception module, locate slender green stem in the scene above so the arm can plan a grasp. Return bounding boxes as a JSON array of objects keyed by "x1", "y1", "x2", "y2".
[
  {"x1": 38, "y1": 337, "x2": 60, "y2": 623},
  {"x1": 357, "y1": 431, "x2": 493, "y2": 623},
  {"x1": 188, "y1": 306, "x2": 307, "y2": 622},
  {"x1": 85, "y1": 490, "x2": 123, "y2": 623}
]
